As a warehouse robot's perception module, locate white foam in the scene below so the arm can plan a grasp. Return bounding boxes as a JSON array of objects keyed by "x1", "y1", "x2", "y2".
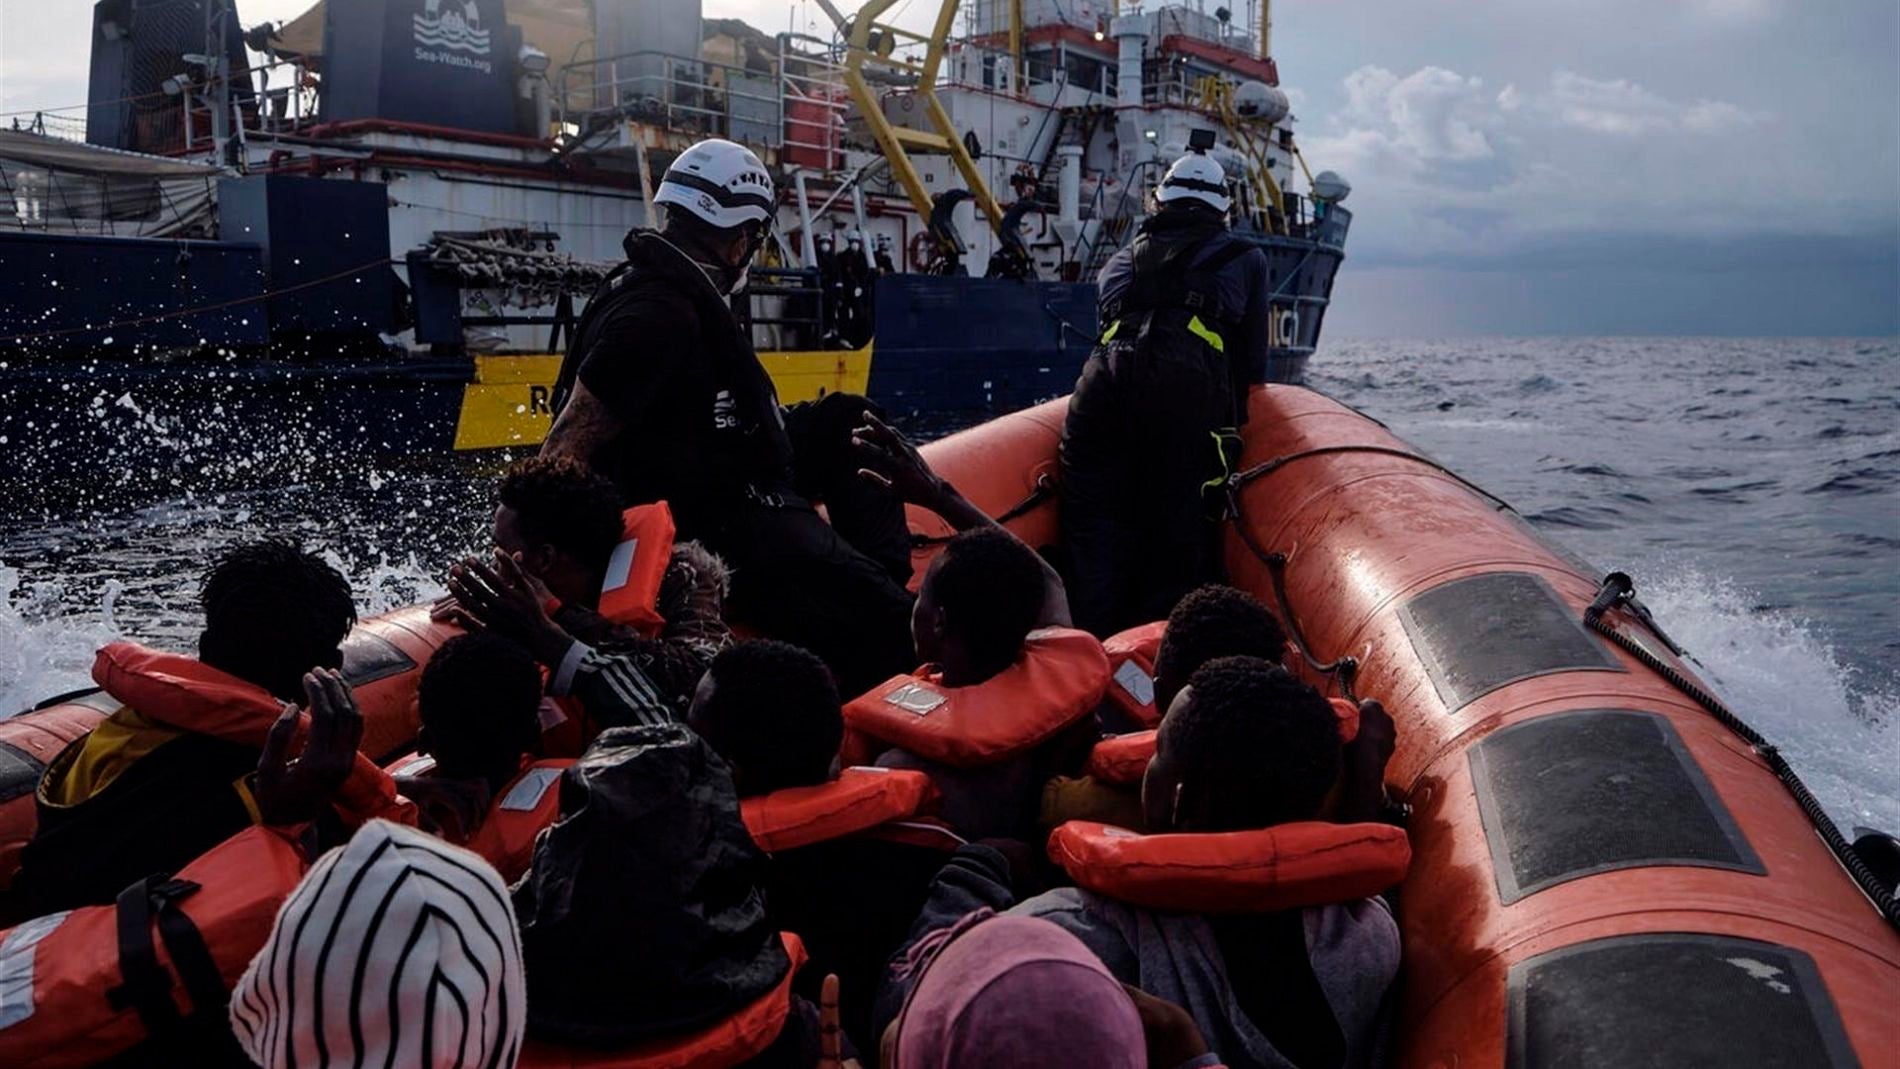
[
  {"x1": 0, "y1": 556, "x2": 445, "y2": 719},
  {"x1": 1634, "y1": 563, "x2": 1900, "y2": 834}
]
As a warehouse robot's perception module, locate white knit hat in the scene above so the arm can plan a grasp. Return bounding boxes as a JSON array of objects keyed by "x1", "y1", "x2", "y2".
[{"x1": 229, "y1": 820, "x2": 527, "y2": 1069}]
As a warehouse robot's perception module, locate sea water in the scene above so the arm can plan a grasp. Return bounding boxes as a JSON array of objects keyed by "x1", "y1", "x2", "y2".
[{"x1": 2, "y1": 336, "x2": 1895, "y2": 830}]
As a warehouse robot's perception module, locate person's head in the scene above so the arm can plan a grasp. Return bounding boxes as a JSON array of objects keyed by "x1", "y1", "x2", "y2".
[
  {"x1": 1153, "y1": 584, "x2": 1288, "y2": 713},
  {"x1": 653, "y1": 138, "x2": 775, "y2": 290},
  {"x1": 885, "y1": 912, "x2": 1144, "y2": 1069},
  {"x1": 493, "y1": 455, "x2": 624, "y2": 608},
  {"x1": 199, "y1": 540, "x2": 355, "y2": 703},
  {"x1": 912, "y1": 528, "x2": 1046, "y2": 686},
  {"x1": 417, "y1": 632, "x2": 545, "y2": 792},
  {"x1": 1142, "y1": 656, "x2": 1341, "y2": 834},
  {"x1": 1155, "y1": 151, "x2": 1230, "y2": 217},
  {"x1": 687, "y1": 639, "x2": 841, "y2": 796},
  {"x1": 231, "y1": 819, "x2": 526, "y2": 1069}
]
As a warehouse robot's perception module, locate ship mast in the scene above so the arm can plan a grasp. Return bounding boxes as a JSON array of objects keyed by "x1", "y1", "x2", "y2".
[{"x1": 1258, "y1": 0, "x2": 1271, "y2": 61}]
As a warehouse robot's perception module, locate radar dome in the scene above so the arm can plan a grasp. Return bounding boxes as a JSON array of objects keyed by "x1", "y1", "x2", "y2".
[
  {"x1": 1233, "y1": 82, "x2": 1290, "y2": 124},
  {"x1": 1311, "y1": 170, "x2": 1351, "y2": 203}
]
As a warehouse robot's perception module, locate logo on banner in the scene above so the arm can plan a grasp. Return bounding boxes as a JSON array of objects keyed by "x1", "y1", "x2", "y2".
[
  {"x1": 414, "y1": 0, "x2": 491, "y2": 53},
  {"x1": 413, "y1": 0, "x2": 494, "y2": 73}
]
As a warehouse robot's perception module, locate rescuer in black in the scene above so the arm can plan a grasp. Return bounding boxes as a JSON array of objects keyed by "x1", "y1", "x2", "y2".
[
  {"x1": 1061, "y1": 143, "x2": 1274, "y2": 636},
  {"x1": 543, "y1": 138, "x2": 913, "y2": 696}
]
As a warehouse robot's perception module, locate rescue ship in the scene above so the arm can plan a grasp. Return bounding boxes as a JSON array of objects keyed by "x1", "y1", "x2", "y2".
[
  {"x1": 2, "y1": 385, "x2": 1896, "y2": 1065},
  {"x1": 0, "y1": 0, "x2": 1350, "y2": 514}
]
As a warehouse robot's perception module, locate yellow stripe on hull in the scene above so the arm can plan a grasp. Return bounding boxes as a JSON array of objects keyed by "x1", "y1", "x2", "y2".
[{"x1": 452, "y1": 346, "x2": 873, "y2": 452}]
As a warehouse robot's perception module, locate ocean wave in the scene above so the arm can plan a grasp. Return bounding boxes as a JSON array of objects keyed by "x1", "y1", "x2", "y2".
[{"x1": 1637, "y1": 564, "x2": 1900, "y2": 833}]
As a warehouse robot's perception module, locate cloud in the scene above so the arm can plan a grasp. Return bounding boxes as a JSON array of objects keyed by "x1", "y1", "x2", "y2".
[{"x1": 1301, "y1": 63, "x2": 1812, "y2": 265}]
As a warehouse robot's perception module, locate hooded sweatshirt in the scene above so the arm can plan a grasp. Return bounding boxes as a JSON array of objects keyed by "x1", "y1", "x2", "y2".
[
  {"x1": 229, "y1": 819, "x2": 527, "y2": 1069},
  {"x1": 888, "y1": 910, "x2": 1146, "y2": 1068}
]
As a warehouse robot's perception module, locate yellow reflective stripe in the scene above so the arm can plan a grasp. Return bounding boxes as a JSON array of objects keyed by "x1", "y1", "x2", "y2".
[
  {"x1": 1186, "y1": 315, "x2": 1224, "y2": 353},
  {"x1": 1100, "y1": 319, "x2": 1120, "y2": 342}
]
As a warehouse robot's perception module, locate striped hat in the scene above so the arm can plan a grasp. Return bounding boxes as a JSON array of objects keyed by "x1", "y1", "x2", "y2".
[{"x1": 229, "y1": 820, "x2": 527, "y2": 1069}]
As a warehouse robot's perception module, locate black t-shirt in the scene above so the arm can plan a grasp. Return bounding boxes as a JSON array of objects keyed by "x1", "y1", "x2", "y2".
[
  {"x1": 556, "y1": 233, "x2": 795, "y2": 535},
  {"x1": 574, "y1": 289, "x2": 699, "y2": 432}
]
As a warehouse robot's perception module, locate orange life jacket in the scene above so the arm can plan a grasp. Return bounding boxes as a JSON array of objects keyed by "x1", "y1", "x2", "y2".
[
  {"x1": 840, "y1": 628, "x2": 1111, "y2": 768},
  {"x1": 597, "y1": 503, "x2": 676, "y2": 637},
  {"x1": 740, "y1": 767, "x2": 937, "y2": 853},
  {"x1": 0, "y1": 825, "x2": 307, "y2": 1068},
  {"x1": 1102, "y1": 621, "x2": 1167, "y2": 728},
  {"x1": 90, "y1": 643, "x2": 412, "y2": 827},
  {"x1": 536, "y1": 694, "x2": 594, "y2": 761},
  {"x1": 382, "y1": 753, "x2": 570, "y2": 885},
  {"x1": 1083, "y1": 697, "x2": 1363, "y2": 787},
  {"x1": 516, "y1": 932, "x2": 807, "y2": 1069},
  {"x1": 465, "y1": 759, "x2": 571, "y2": 885},
  {"x1": 1047, "y1": 819, "x2": 1411, "y2": 914}
]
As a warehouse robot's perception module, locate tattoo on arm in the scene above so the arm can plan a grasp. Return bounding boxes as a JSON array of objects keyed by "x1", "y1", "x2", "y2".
[{"x1": 541, "y1": 381, "x2": 623, "y2": 461}]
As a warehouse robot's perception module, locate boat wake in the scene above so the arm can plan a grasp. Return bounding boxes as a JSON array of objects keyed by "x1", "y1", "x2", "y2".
[{"x1": 1634, "y1": 562, "x2": 1900, "y2": 834}]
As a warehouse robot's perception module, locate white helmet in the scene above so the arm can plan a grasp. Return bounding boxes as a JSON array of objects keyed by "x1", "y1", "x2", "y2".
[
  {"x1": 653, "y1": 138, "x2": 776, "y2": 230},
  {"x1": 1156, "y1": 152, "x2": 1231, "y2": 213}
]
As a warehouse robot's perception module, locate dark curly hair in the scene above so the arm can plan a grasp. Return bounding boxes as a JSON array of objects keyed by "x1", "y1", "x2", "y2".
[
  {"x1": 498, "y1": 455, "x2": 625, "y2": 570},
  {"x1": 930, "y1": 528, "x2": 1047, "y2": 678},
  {"x1": 1154, "y1": 584, "x2": 1287, "y2": 711},
  {"x1": 1169, "y1": 655, "x2": 1341, "y2": 830},
  {"x1": 199, "y1": 539, "x2": 355, "y2": 700},
  {"x1": 690, "y1": 639, "x2": 841, "y2": 796},
  {"x1": 418, "y1": 632, "x2": 545, "y2": 789}
]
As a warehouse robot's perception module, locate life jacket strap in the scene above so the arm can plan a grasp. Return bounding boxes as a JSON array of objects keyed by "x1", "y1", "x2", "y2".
[{"x1": 107, "y1": 876, "x2": 226, "y2": 1037}]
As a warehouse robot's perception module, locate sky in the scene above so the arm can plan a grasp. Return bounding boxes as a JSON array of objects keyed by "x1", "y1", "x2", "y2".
[{"x1": 3, "y1": 0, "x2": 1896, "y2": 335}]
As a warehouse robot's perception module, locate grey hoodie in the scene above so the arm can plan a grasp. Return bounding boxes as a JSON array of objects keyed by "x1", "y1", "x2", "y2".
[{"x1": 1011, "y1": 888, "x2": 1399, "y2": 1069}]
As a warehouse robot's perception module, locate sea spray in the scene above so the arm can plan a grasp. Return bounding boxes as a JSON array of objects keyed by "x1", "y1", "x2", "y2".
[{"x1": 1636, "y1": 562, "x2": 1900, "y2": 833}]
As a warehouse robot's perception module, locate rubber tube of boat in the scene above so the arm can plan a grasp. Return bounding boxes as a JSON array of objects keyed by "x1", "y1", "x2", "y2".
[
  {"x1": 1058, "y1": 145, "x2": 1083, "y2": 226},
  {"x1": 1113, "y1": 16, "x2": 1148, "y2": 108}
]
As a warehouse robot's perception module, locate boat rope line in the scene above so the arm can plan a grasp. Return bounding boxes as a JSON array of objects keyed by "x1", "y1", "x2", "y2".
[
  {"x1": 1226, "y1": 443, "x2": 1515, "y2": 512},
  {"x1": 1220, "y1": 496, "x2": 1361, "y2": 703},
  {"x1": 1583, "y1": 573, "x2": 1900, "y2": 933},
  {"x1": 0, "y1": 255, "x2": 397, "y2": 344},
  {"x1": 911, "y1": 473, "x2": 1058, "y2": 548}
]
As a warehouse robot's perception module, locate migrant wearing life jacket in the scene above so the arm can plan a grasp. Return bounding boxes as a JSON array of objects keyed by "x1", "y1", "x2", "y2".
[
  {"x1": 77, "y1": 643, "x2": 413, "y2": 823},
  {"x1": 10, "y1": 645, "x2": 413, "y2": 920},
  {"x1": 740, "y1": 766, "x2": 939, "y2": 853},
  {"x1": 539, "y1": 503, "x2": 676, "y2": 757},
  {"x1": 840, "y1": 629, "x2": 1111, "y2": 768},
  {"x1": 1047, "y1": 820, "x2": 1411, "y2": 915},
  {"x1": 0, "y1": 825, "x2": 308, "y2": 1068},
  {"x1": 1084, "y1": 697, "x2": 1364, "y2": 787},
  {"x1": 1101, "y1": 621, "x2": 1167, "y2": 729},
  {"x1": 516, "y1": 932, "x2": 808, "y2": 1069}
]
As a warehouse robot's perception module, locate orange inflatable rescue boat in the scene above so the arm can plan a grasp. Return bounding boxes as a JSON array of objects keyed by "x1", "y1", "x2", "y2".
[
  {"x1": 0, "y1": 385, "x2": 1894, "y2": 1065},
  {"x1": 906, "y1": 387, "x2": 1900, "y2": 1067}
]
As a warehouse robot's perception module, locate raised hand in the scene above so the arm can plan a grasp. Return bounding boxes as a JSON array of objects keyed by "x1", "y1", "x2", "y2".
[
  {"x1": 852, "y1": 411, "x2": 944, "y2": 505},
  {"x1": 252, "y1": 668, "x2": 366, "y2": 826},
  {"x1": 445, "y1": 550, "x2": 573, "y2": 665}
]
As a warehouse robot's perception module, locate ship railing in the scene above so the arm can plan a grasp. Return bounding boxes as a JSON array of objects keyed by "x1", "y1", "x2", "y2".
[
  {"x1": 778, "y1": 34, "x2": 854, "y2": 172},
  {"x1": 556, "y1": 50, "x2": 793, "y2": 152}
]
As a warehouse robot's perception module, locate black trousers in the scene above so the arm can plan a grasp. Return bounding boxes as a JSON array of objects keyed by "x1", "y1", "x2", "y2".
[
  {"x1": 1060, "y1": 344, "x2": 1234, "y2": 637},
  {"x1": 710, "y1": 394, "x2": 917, "y2": 698}
]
